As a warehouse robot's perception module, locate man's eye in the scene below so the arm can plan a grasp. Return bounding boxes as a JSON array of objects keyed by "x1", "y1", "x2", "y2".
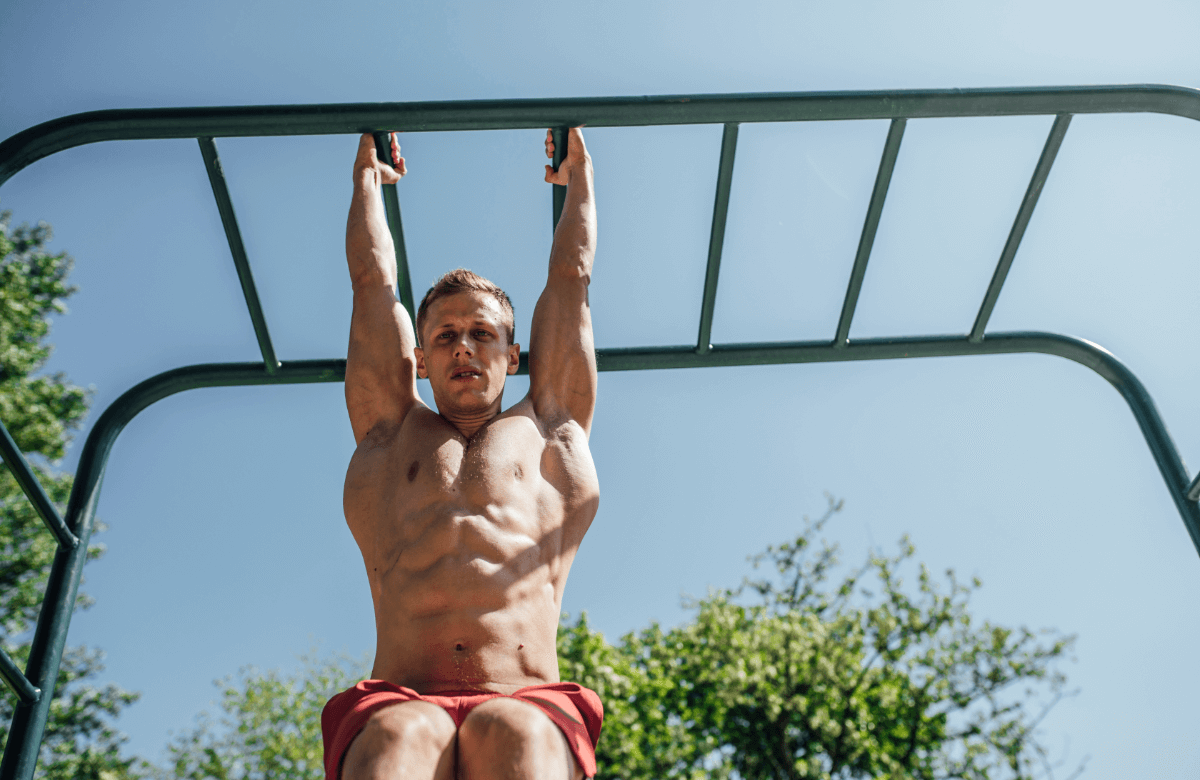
[{"x1": 474, "y1": 331, "x2": 490, "y2": 338}]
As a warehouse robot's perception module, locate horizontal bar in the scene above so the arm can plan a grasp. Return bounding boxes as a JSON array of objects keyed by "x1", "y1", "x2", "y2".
[
  {"x1": 6, "y1": 84, "x2": 1200, "y2": 188},
  {"x1": 835, "y1": 117, "x2": 905, "y2": 346},
  {"x1": 970, "y1": 114, "x2": 1071, "y2": 342},
  {"x1": 0, "y1": 648, "x2": 39, "y2": 706},
  {"x1": 197, "y1": 138, "x2": 280, "y2": 373},
  {"x1": 75, "y1": 331, "x2": 1169, "y2": 391},
  {"x1": 61, "y1": 330, "x2": 1200, "y2": 561},
  {"x1": 590, "y1": 333, "x2": 1200, "y2": 556},
  {"x1": 0, "y1": 418, "x2": 78, "y2": 549},
  {"x1": 696, "y1": 123, "x2": 739, "y2": 354},
  {"x1": 1188, "y1": 471, "x2": 1200, "y2": 503}
]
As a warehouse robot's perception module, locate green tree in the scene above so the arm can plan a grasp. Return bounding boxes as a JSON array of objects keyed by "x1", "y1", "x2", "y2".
[
  {"x1": 0, "y1": 211, "x2": 141, "y2": 780},
  {"x1": 561, "y1": 500, "x2": 1082, "y2": 780},
  {"x1": 156, "y1": 652, "x2": 369, "y2": 780},
  {"x1": 153, "y1": 511, "x2": 1078, "y2": 780}
]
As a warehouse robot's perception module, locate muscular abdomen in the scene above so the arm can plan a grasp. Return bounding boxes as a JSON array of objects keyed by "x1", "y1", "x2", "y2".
[{"x1": 343, "y1": 406, "x2": 596, "y2": 692}]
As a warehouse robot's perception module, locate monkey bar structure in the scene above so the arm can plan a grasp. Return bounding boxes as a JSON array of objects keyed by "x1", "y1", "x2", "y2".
[{"x1": 2, "y1": 84, "x2": 1200, "y2": 779}]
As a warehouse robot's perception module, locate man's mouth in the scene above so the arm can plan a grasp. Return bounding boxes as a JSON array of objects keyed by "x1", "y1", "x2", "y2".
[{"x1": 451, "y1": 367, "x2": 482, "y2": 380}]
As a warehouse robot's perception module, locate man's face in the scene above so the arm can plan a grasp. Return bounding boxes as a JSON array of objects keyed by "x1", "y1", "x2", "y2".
[{"x1": 415, "y1": 291, "x2": 519, "y2": 416}]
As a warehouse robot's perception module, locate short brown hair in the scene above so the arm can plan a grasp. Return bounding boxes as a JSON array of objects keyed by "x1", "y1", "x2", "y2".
[{"x1": 415, "y1": 269, "x2": 515, "y2": 347}]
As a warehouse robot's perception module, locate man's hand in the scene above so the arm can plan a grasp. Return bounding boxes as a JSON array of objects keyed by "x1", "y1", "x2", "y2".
[
  {"x1": 355, "y1": 132, "x2": 407, "y2": 184},
  {"x1": 544, "y1": 127, "x2": 591, "y2": 185}
]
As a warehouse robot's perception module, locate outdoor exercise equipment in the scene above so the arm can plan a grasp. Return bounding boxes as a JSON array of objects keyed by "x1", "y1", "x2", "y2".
[{"x1": 1, "y1": 84, "x2": 1199, "y2": 780}]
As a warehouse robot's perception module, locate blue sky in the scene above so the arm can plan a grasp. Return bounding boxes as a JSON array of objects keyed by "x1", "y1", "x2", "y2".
[{"x1": 2, "y1": 0, "x2": 1200, "y2": 775}]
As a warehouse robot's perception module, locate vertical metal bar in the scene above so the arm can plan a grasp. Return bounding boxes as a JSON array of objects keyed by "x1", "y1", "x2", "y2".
[
  {"x1": 380, "y1": 184, "x2": 415, "y2": 317},
  {"x1": 0, "y1": 649, "x2": 39, "y2": 707},
  {"x1": 372, "y1": 133, "x2": 416, "y2": 317},
  {"x1": 1187, "y1": 471, "x2": 1200, "y2": 502},
  {"x1": 0, "y1": 419, "x2": 77, "y2": 549},
  {"x1": 696, "y1": 123, "x2": 739, "y2": 354},
  {"x1": 551, "y1": 126, "x2": 568, "y2": 232},
  {"x1": 198, "y1": 138, "x2": 281, "y2": 373},
  {"x1": 834, "y1": 118, "x2": 906, "y2": 346},
  {"x1": 0, "y1": 478, "x2": 99, "y2": 780},
  {"x1": 969, "y1": 114, "x2": 1071, "y2": 342}
]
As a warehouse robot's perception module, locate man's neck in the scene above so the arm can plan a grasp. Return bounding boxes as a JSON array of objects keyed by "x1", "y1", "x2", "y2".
[{"x1": 440, "y1": 399, "x2": 503, "y2": 440}]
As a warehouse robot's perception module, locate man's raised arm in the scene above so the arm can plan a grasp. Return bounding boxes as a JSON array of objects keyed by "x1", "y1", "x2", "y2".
[
  {"x1": 345, "y1": 133, "x2": 421, "y2": 444},
  {"x1": 528, "y1": 128, "x2": 598, "y2": 433}
]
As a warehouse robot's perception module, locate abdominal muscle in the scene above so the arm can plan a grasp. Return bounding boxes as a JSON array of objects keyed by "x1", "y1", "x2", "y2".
[
  {"x1": 368, "y1": 507, "x2": 567, "y2": 694},
  {"x1": 344, "y1": 413, "x2": 576, "y2": 695}
]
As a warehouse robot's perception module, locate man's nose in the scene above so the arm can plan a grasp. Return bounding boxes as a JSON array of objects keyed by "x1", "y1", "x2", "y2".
[{"x1": 453, "y1": 335, "x2": 474, "y2": 356}]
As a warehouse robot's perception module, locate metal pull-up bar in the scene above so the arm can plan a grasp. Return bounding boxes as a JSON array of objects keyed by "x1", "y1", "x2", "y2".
[{"x1": 2, "y1": 84, "x2": 1200, "y2": 780}]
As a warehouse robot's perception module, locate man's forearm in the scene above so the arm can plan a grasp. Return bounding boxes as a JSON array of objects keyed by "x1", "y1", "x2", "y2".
[
  {"x1": 549, "y1": 161, "x2": 596, "y2": 282},
  {"x1": 346, "y1": 169, "x2": 398, "y2": 290}
]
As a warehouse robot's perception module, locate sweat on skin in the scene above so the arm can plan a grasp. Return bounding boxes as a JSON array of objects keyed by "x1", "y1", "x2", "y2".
[{"x1": 329, "y1": 128, "x2": 601, "y2": 780}]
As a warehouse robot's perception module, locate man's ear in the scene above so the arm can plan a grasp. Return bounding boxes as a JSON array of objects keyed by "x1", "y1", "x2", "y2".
[
  {"x1": 415, "y1": 347, "x2": 428, "y2": 379},
  {"x1": 507, "y1": 343, "x2": 520, "y2": 375}
]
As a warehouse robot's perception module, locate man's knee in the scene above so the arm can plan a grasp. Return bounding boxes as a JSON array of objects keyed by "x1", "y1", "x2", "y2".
[
  {"x1": 341, "y1": 701, "x2": 456, "y2": 780},
  {"x1": 457, "y1": 698, "x2": 580, "y2": 779}
]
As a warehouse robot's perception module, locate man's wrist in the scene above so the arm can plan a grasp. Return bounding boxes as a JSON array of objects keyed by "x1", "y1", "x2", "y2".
[
  {"x1": 353, "y1": 166, "x2": 380, "y2": 188},
  {"x1": 561, "y1": 156, "x2": 593, "y2": 182}
]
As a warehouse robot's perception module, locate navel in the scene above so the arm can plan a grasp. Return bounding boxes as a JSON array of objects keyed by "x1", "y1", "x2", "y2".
[
  {"x1": 406, "y1": 461, "x2": 420, "y2": 482},
  {"x1": 513, "y1": 463, "x2": 524, "y2": 480}
]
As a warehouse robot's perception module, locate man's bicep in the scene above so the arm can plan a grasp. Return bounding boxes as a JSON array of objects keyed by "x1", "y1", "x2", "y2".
[
  {"x1": 528, "y1": 278, "x2": 597, "y2": 431},
  {"x1": 345, "y1": 285, "x2": 420, "y2": 442}
]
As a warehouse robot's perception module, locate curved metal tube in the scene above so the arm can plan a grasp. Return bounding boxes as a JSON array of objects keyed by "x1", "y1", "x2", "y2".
[
  {"x1": 0, "y1": 359, "x2": 345, "y2": 780},
  {"x1": 3, "y1": 87, "x2": 1199, "y2": 780},
  {"x1": 54, "y1": 332, "x2": 1200, "y2": 567},
  {"x1": 1, "y1": 338, "x2": 1195, "y2": 780},
  {"x1": 5, "y1": 84, "x2": 1200, "y2": 187}
]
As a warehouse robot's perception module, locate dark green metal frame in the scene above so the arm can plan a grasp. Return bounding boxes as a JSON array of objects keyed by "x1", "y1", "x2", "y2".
[{"x1": 1, "y1": 84, "x2": 1199, "y2": 780}]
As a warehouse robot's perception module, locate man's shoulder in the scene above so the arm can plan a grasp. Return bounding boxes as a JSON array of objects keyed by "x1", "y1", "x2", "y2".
[
  {"x1": 502, "y1": 394, "x2": 590, "y2": 438},
  {"x1": 498, "y1": 399, "x2": 593, "y2": 479}
]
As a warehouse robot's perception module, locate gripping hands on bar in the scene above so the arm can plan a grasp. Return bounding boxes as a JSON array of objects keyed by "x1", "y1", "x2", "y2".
[
  {"x1": 365, "y1": 132, "x2": 406, "y2": 182},
  {"x1": 543, "y1": 127, "x2": 584, "y2": 184}
]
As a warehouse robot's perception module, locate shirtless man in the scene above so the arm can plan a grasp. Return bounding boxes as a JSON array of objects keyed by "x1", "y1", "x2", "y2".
[{"x1": 319, "y1": 128, "x2": 601, "y2": 780}]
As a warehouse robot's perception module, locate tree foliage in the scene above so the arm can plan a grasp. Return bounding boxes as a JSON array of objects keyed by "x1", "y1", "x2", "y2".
[
  {"x1": 155, "y1": 500, "x2": 1080, "y2": 780},
  {"x1": 561, "y1": 500, "x2": 1082, "y2": 780},
  {"x1": 154, "y1": 653, "x2": 369, "y2": 780},
  {"x1": 0, "y1": 211, "x2": 140, "y2": 780}
]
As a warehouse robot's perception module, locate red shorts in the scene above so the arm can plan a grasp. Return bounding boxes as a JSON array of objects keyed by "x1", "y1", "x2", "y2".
[{"x1": 321, "y1": 680, "x2": 604, "y2": 779}]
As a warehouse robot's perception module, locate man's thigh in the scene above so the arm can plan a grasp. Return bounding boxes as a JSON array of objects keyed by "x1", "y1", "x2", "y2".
[
  {"x1": 456, "y1": 697, "x2": 583, "y2": 780},
  {"x1": 341, "y1": 700, "x2": 457, "y2": 780}
]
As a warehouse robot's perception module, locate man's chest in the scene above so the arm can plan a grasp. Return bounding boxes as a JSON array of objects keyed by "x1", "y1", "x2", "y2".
[
  {"x1": 346, "y1": 409, "x2": 596, "y2": 513},
  {"x1": 407, "y1": 419, "x2": 542, "y2": 502}
]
